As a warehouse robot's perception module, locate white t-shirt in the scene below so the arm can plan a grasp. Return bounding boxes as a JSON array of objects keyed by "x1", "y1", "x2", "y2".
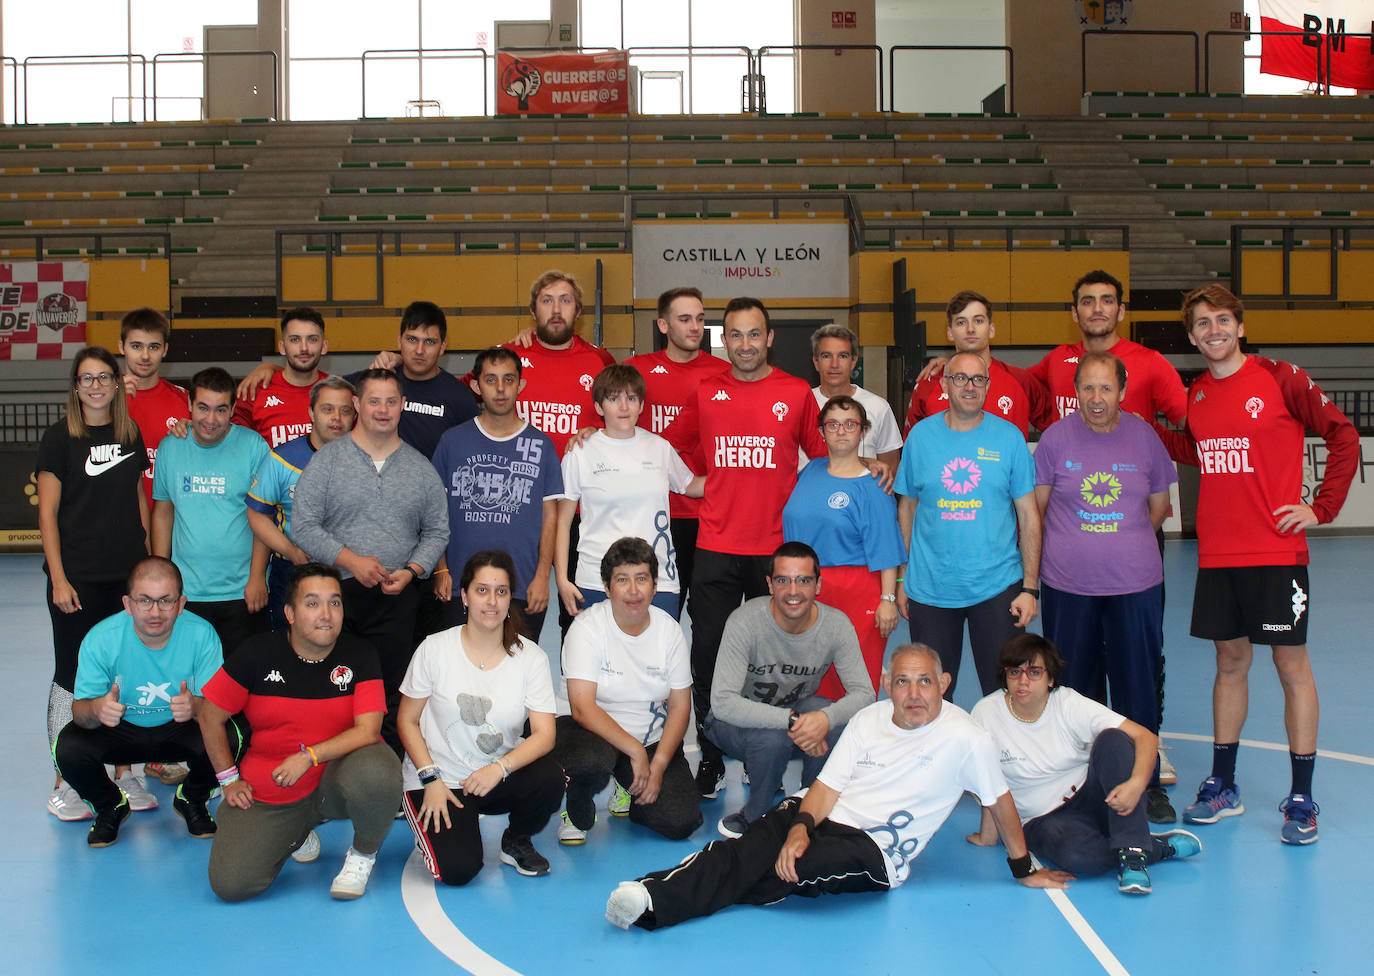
[
  {"x1": 561, "y1": 428, "x2": 694, "y2": 593},
  {"x1": 970, "y1": 686, "x2": 1124, "y2": 823},
  {"x1": 818, "y1": 700, "x2": 1007, "y2": 887},
  {"x1": 561, "y1": 600, "x2": 692, "y2": 747},
  {"x1": 399, "y1": 626, "x2": 557, "y2": 788},
  {"x1": 811, "y1": 385, "x2": 904, "y2": 459}
]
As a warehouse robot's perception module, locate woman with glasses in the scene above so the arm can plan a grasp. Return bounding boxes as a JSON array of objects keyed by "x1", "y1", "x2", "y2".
[
  {"x1": 782, "y1": 396, "x2": 904, "y2": 693},
  {"x1": 37, "y1": 346, "x2": 150, "y2": 820},
  {"x1": 1032, "y1": 351, "x2": 1178, "y2": 823}
]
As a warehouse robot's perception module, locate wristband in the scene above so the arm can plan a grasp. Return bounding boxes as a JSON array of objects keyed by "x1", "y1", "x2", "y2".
[
  {"x1": 1007, "y1": 853, "x2": 1033, "y2": 879},
  {"x1": 495, "y1": 757, "x2": 511, "y2": 780},
  {"x1": 300, "y1": 743, "x2": 320, "y2": 766},
  {"x1": 418, "y1": 767, "x2": 441, "y2": 786},
  {"x1": 1019, "y1": 586, "x2": 1040, "y2": 599},
  {"x1": 432, "y1": 568, "x2": 450, "y2": 576},
  {"x1": 792, "y1": 811, "x2": 817, "y2": 836},
  {"x1": 215, "y1": 765, "x2": 240, "y2": 785}
]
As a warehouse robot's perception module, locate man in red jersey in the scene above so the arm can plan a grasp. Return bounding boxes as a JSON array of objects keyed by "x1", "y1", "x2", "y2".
[
  {"x1": 119, "y1": 308, "x2": 188, "y2": 512},
  {"x1": 233, "y1": 307, "x2": 329, "y2": 448},
  {"x1": 1029, "y1": 270, "x2": 1187, "y2": 429},
  {"x1": 1158, "y1": 285, "x2": 1356, "y2": 846},
  {"x1": 623, "y1": 287, "x2": 730, "y2": 621},
  {"x1": 663, "y1": 297, "x2": 828, "y2": 799},
  {"x1": 905, "y1": 291, "x2": 1049, "y2": 439}
]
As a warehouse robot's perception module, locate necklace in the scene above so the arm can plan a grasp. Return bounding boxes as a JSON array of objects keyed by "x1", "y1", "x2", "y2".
[
  {"x1": 461, "y1": 627, "x2": 502, "y2": 670},
  {"x1": 1006, "y1": 691, "x2": 1048, "y2": 724}
]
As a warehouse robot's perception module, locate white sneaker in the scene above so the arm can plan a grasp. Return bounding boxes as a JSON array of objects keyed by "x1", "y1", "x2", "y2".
[
  {"x1": 607, "y1": 782, "x2": 632, "y2": 817},
  {"x1": 558, "y1": 810, "x2": 590, "y2": 846},
  {"x1": 605, "y1": 881, "x2": 651, "y2": 929},
  {"x1": 1158, "y1": 748, "x2": 1178, "y2": 786},
  {"x1": 329, "y1": 848, "x2": 376, "y2": 900},
  {"x1": 145, "y1": 761, "x2": 189, "y2": 785},
  {"x1": 115, "y1": 770, "x2": 158, "y2": 811},
  {"x1": 292, "y1": 829, "x2": 321, "y2": 864},
  {"x1": 47, "y1": 783, "x2": 93, "y2": 822}
]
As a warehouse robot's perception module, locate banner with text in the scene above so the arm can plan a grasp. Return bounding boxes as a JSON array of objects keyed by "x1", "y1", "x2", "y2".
[
  {"x1": 1259, "y1": 1, "x2": 1374, "y2": 90},
  {"x1": 0, "y1": 261, "x2": 88, "y2": 360},
  {"x1": 632, "y1": 223, "x2": 851, "y2": 301},
  {"x1": 497, "y1": 51, "x2": 630, "y2": 115}
]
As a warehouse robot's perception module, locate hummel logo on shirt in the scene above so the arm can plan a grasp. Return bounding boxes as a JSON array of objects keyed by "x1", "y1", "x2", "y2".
[
  {"x1": 265, "y1": 670, "x2": 285, "y2": 683},
  {"x1": 711, "y1": 390, "x2": 731, "y2": 401},
  {"x1": 651, "y1": 365, "x2": 669, "y2": 374},
  {"x1": 264, "y1": 395, "x2": 284, "y2": 407}
]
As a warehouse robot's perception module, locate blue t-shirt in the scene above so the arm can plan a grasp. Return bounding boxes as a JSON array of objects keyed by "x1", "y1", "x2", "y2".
[
  {"x1": 431, "y1": 419, "x2": 563, "y2": 601},
  {"x1": 782, "y1": 458, "x2": 905, "y2": 571},
  {"x1": 246, "y1": 433, "x2": 315, "y2": 578},
  {"x1": 347, "y1": 367, "x2": 479, "y2": 460},
  {"x1": 73, "y1": 610, "x2": 223, "y2": 728},
  {"x1": 894, "y1": 413, "x2": 1034, "y2": 607},
  {"x1": 153, "y1": 425, "x2": 269, "y2": 602}
]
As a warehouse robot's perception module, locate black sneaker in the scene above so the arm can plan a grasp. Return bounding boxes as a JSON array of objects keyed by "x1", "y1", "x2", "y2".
[
  {"x1": 1146, "y1": 786, "x2": 1177, "y2": 824},
  {"x1": 173, "y1": 788, "x2": 216, "y2": 838},
  {"x1": 499, "y1": 832, "x2": 550, "y2": 877},
  {"x1": 695, "y1": 759, "x2": 724, "y2": 800},
  {"x1": 87, "y1": 796, "x2": 131, "y2": 848}
]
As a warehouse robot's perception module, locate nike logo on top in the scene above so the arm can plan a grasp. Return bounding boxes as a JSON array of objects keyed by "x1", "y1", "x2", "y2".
[
  {"x1": 85, "y1": 444, "x2": 137, "y2": 477},
  {"x1": 711, "y1": 390, "x2": 731, "y2": 401}
]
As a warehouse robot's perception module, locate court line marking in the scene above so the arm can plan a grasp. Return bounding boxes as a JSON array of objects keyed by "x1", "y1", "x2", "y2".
[{"x1": 403, "y1": 736, "x2": 1374, "y2": 976}]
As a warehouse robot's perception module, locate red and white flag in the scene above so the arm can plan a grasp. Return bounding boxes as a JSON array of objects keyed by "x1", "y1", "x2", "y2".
[{"x1": 1259, "y1": 1, "x2": 1374, "y2": 89}]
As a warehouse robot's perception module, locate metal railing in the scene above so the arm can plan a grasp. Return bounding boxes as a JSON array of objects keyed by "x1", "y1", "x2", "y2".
[
  {"x1": 151, "y1": 50, "x2": 280, "y2": 121},
  {"x1": 889, "y1": 45, "x2": 1014, "y2": 113},
  {"x1": 860, "y1": 223, "x2": 1128, "y2": 251},
  {"x1": 756, "y1": 45, "x2": 880, "y2": 114},
  {"x1": 1203, "y1": 29, "x2": 1319, "y2": 94},
  {"x1": 360, "y1": 47, "x2": 489, "y2": 118},
  {"x1": 22, "y1": 53, "x2": 148, "y2": 122},
  {"x1": 1229, "y1": 222, "x2": 1374, "y2": 301},
  {"x1": 0, "y1": 402, "x2": 66, "y2": 444}
]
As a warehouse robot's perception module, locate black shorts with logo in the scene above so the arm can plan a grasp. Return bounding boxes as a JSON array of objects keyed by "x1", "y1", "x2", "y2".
[{"x1": 1190, "y1": 564, "x2": 1310, "y2": 646}]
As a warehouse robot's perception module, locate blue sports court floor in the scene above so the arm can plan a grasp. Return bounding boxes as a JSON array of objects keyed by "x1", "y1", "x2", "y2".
[{"x1": 5, "y1": 539, "x2": 1370, "y2": 975}]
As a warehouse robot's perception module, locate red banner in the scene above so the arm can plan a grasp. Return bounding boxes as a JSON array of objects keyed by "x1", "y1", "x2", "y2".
[
  {"x1": 0, "y1": 261, "x2": 88, "y2": 360},
  {"x1": 497, "y1": 51, "x2": 630, "y2": 115},
  {"x1": 1259, "y1": 1, "x2": 1374, "y2": 90}
]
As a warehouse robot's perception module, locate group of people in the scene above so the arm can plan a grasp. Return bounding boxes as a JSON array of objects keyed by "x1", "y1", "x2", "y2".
[{"x1": 37, "y1": 268, "x2": 1355, "y2": 919}]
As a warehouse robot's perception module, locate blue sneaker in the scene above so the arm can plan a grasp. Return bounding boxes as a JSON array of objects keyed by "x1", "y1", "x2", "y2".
[
  {"x1": 1279, "y1": 794, "x2": 1319, "y2": 845},
  {"x1": 1156, "y1": 828, "x2": 1203, "y2": 860},
  {"x1": 1116, "y1": 847, "x2": 1151, "y2": 895},
  {"x1": 1182, "y1": 776, "x2": 1245, "y2": 824}
]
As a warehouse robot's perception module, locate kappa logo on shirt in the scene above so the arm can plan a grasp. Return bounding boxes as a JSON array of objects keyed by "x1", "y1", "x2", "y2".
[
  {"x1": 520, "y1": 357, "x2": 534, "y2": 368},
  {"x1": 650, "y1": 365, "x2": 669, "y2": 374},
  {"x1": 1194, "y1": 390, "x2": 1206, "y2": 403},
  {"x1": 1064, "y1": 356, "x2": 1080, "y2": 365},
  {"x1": 711, "y1": 389, "x2": 730, "y2": 401},
  {"x1": 264, "y1": 670, "x2": 285, "y2": 683},
  {"x1": 771, "y1": 401, "x2": 789, "y2": 421},
  {"x1": 264, "y1": 395, "x2": 284, "y2": 407}
]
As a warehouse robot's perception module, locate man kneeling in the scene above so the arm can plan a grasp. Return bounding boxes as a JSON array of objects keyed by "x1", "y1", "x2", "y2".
[
  {"x1": 604, "y1": 644, "x2": 1069, "y2": 930},
  {"x1": 968, "y1": 634, "x2": 1202, "y2": 895},
  {"x1": 56, "y1": 556, "x2": 226, "y2": 847},
  {"x1": 199, "y1": 562, "x2": 402, "y2": 901}
]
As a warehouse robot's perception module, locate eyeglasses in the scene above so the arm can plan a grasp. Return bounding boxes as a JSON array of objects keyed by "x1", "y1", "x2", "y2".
[
  {"x1": 946, "y1": 373, "x2": 990, "y2": 388},
  {"x1": 822, "y1": 419, "x2": 861, "y2": 433},
  {"x1": 129, "y1": 595, "x2": 179, "y2": 610},
  {"x1": 1004, "y1": 665, "x2": 1047, "y2": 680},
  {"x1": 77, "y1": 372, "x2": 115, "y2": 388},
  {"x1": 771, "y1": 575, "x2": 816, "y2": 587}
]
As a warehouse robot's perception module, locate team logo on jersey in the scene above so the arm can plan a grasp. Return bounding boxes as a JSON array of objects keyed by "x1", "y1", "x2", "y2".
[
  {"x1": 264, "y1": 395, "x2": 284, "y2": 407},
  {"x1": 1244, "y1": 396, "x2": 1264, "y2": 419},
  {"x1": 996, "y1": 395, "x2": 1013, "y2": 415},
  {"x1": 940, "y1": 456, "x2": 981, "y2": 494},
  {"x1": 827, "y1": 491, "x2": 851, "y2": 510},
  {"x1": 579, "y1": 373, "x2": 594, "y2": 391},
  {"x1": 650, "y1": 365, "x2": 669, "y2": 374},
  {"x1": 771, "y1": 401, "x2": 789, "y2": 421},
  {"x1": 1079, "y1": 471, "x2": 1123, "y2": 507},
  {"x1": 329, "y1": 665, "x2": 354, "y2": 691},
  {"x1": 264, "y1": 670, "x2": 285, "y2": 683},
  {"x1": 711, "y1": 389, "x2": 730, "y2": 401},
  {"x1": 164, "y1": 416, "x2": 179, "y2": 431},
  {"x1": 520, "y1": 357, "x2": 534, "y2": 369}
]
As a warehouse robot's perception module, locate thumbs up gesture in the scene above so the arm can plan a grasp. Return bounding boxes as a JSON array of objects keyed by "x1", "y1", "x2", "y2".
[
  {"x1": 98, "y1": 684, "x2": 126, "y2": 727},
  {"x1": 170, "y1": 679, "x2": 194, "y2": 723}
]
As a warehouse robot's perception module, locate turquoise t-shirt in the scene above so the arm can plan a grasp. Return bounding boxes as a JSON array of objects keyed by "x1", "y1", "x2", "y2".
[
  {"x1": 894, "y1": 413, "x2": 1034, "y2": 607},
  {"x1": 153, "y1": 424, "x2": 269, "y2": 602},
  {"x1": 73, "y1": 611, "x2": 223, "y2": 727}
]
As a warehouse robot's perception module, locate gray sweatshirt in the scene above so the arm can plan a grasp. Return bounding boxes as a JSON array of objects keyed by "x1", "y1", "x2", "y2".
[
  {"x1": 709, "y1": 596, "x2": 875, "y2": 730},
  {"x1": 291, "y1": 434, "x2": 449, "y2": 578}
]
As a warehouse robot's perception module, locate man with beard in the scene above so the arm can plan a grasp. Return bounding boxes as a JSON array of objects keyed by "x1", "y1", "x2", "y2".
[{"x1": 233, "y1": 308, "x2": 331, "y2": 449}]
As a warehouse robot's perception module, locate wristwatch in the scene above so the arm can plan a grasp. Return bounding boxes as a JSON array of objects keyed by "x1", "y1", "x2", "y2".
[{"x1": 880, "y1": 594, "x2": 896, "y2": 603}]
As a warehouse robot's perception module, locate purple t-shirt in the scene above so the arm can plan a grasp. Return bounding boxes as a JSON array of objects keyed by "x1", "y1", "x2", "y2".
[{"x1": 1034, "y1": 411, "x2": 1177, "y2": 596}]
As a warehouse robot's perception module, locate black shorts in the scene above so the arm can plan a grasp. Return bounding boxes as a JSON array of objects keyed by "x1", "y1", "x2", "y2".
[{"x1": 1190, "y1": 565, "x2": 1310, "y2": 646}]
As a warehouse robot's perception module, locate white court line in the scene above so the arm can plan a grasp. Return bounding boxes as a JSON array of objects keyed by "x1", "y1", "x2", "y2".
[
  {"x1": 401, "y1": 850, "x2": 525, "y2": 976},
  {"x1": 1162, "y1": 730, "x2": 1374, "y2": 767}
]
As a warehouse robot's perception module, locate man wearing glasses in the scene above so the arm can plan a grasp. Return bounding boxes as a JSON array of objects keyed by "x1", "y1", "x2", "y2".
[
  {"x1": 894, "y1": 351, "x2": 1041, "y2": 698},
  {"x1": 54, "y1": 556, "x2": 229, "y2": 847},
  {"x1": 705, "y1": 541, "x2": 874, "y2": 839}
]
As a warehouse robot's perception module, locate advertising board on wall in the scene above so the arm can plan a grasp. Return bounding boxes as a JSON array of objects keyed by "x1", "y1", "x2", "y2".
[
  {"x1": 497, "y1": 51, "x2": 630, "y2": 115},
  {"x1": 632, "y1": 222, "x2": 851, "y2": 301},
  {"x1": 0, "y1": 261, "x2": 88, "y2": 360}
]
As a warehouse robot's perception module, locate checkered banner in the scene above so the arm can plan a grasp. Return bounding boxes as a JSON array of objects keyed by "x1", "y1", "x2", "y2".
[{"x1": 0, "y1": 261, "x2": 89, "y2": 360}]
